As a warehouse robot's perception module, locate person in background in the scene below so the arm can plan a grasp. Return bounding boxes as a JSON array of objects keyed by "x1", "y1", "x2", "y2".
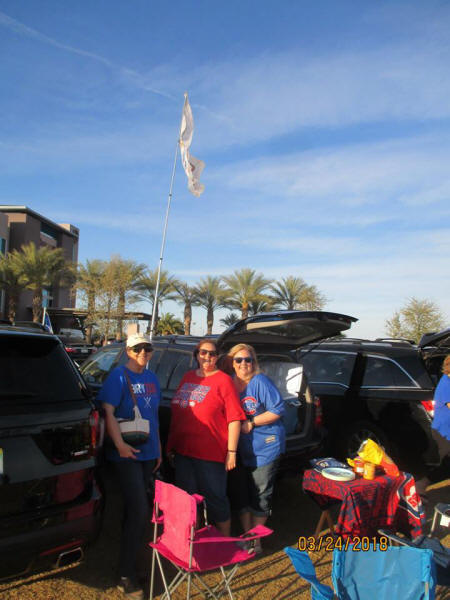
[
  {"x1": 167, "y1": 338, "x2": 245, "y2": 536},
  {"x1": 98, "y1": 333, "x2": 161, "y2": 600},
  {"x1": 417, "y1": 355, "x2": 450, "y2": 507},
  {"x1": 227, "y1": 343, "x2": 285, "y2": 552}
]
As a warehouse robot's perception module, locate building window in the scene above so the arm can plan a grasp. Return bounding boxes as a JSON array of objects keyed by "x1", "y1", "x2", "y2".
[{"x1": 0, "y1": 237, "x2": 6, "y2": 255}]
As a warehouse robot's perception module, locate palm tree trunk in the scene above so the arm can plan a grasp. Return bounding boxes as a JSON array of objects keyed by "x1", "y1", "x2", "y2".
[
  {"x1": 184, "y1": 302, "x2": 192, "y2": 335},
  {"x1": 86, "y1": 293, "x2": 95, "y2": 344},
  {"x1": 117, "y1": 291, "x2": 125, "y2": 339},
  {"x1": 7, "y1": 294, "x2": 17, "y2": 323},
  {"x1": 32, "y1": 291, "x2": 43, "y2": 323},
  {"x1": 207, "y1": 306, "x2": 213, "y2": 335},
  {"x1": 241, "y1": 302, "x2": 249, "y2": 320}
]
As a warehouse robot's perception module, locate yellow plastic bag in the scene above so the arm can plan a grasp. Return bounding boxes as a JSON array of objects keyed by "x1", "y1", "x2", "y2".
[{"x1": 347, "y1": 439, "x2": 400, "y2": 477}]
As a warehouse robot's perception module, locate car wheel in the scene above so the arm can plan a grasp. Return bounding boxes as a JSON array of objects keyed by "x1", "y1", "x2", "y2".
[{"x1": 339, "y1": 420, "x2": 392, "y2": 459}]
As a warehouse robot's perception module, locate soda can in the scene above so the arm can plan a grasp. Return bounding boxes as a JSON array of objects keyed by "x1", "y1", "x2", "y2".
[
  {"x1": 363, "y1": 461, "x2": 375, "y2": 480},
  {"x1": 354, "y1": 457, "x2": 364, "y2": 476}
]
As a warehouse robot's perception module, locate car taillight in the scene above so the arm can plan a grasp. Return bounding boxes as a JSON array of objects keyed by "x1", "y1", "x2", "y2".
[
  {"x1": 65, "y1": 346, "x2": 75, "y2": 353},
  {"x1": 313, "y1": 395, "x2": 323, "y2": 428},
  {"x1": 420, "y1": 399, "x2": 434, "y2": 419},
  {"x1": 89, "y1": 410, "x2": 100, "y2": 455}
]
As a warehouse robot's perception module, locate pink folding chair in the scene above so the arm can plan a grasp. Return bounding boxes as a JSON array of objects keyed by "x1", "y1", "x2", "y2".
[{"x1": 149, "y1": 480, "x2": 272, "y2": 599}]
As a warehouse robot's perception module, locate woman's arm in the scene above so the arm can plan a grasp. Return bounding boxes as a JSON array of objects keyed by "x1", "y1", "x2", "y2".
[
  {"x1": 225, "y1": 420, "x2": 241, "y2": 471},
  {"x1": 103, "y1": 403, "x2": 140, "y2": 459},
  {"x1": 241, "y1": 410, "x2": 281, "y2": 433}
]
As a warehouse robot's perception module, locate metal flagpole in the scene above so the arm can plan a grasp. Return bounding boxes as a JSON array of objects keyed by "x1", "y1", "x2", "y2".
[{"x1": 149, "y1": 97, "x2": 185, "y2": 340}]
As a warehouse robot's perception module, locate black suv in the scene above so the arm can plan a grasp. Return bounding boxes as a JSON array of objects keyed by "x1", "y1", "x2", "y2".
[
  {"x1": 297, "y1": 332, "x2": 450, "y2": 474},
  {"x1": 80, "y1": 311, "x2": 357, "y2": 474},
  {"x1": 0, "y1": 325, "x2": 103, "y2": 580}
]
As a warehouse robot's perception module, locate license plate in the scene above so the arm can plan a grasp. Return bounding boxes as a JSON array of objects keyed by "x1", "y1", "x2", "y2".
[{"x1": 80, "y1": 349, "x2": 88, "y2": 353}]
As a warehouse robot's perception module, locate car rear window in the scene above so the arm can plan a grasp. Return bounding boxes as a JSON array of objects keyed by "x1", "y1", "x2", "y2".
[
  {"x1": 361, "y1": 355, "x2": 430, "y2": 388},
  {"x1": 299, "y1": 350, "x2": 356, "y2": 387},
  {"x1": 0, "y1": 335, "x2": 84, "y2": 414},
  {"x1": 81, "y1": 346, "x2": 123, "y2": 385}
]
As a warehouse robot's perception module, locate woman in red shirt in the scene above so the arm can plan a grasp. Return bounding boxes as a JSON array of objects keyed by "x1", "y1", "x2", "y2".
[{"x1": 167, "y1": 339, "x2": 245, "y2": 535}]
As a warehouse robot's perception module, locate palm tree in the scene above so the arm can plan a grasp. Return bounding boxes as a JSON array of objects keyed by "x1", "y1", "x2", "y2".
[
  {"x1": 248, "y1": 298, "x2": 273, "y2": 315},
  {"x1": 195, "y1": 276, "x2": 228, "y2": 335},
  {"x1": 222, "y1": 268, "x2": 271, "y2": 319},
  {"x1": 136, "y1": 269, "x2": 179, "y2": 329},
  {"x1": 219, "y1": 312, "x2": 240, "y2": 328},
  {"x1": 174, "y1": 283, "x2": 199, "y2": 335},
  {"x1": 0, "y1": 253, "x2": 26, "y2": 322},
  {"x1": 77, "y1": 259, "x2": 106, "y2": 343},
  {"x1": 156, "y1": 312, "x2": 184, "y2": 335},
  {"x1": 269, "y1": 276, "x2": 326, "y2": 310},
  {"x1": 298, "y1": 284, "x2": 327, "y2": 310},
  {"x1": 108, "y1": 256, "x2": 146, "y2": 339},
  {"x1": 10, "y1": 243, "x2": 74, "y2": 322}
]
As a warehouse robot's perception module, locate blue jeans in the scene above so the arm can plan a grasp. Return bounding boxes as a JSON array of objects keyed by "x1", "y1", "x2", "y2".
[
  {"x1": 113, "y1": 459, "x2": 156, "y2": 578},
  {"x1": 175, "y1": 454, "x2": 230, "y2": 523},
  {"x1": 228, "y1": 459, "x2": 279, "y2": 517}
]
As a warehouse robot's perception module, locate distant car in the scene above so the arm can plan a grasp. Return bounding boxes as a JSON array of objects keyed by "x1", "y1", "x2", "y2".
[
  {"x1": 80, "y1": 310, "x2": 357, "y2": 475},
  {"x1": 297, "y1": 331, "x2": 450, "y2": 474},
  {"x1": 12, "y1": 321, "x2": 96, "y2": 365},
  {"x1": 0, "y1": 324, "x2": 104, "y2": 580}
]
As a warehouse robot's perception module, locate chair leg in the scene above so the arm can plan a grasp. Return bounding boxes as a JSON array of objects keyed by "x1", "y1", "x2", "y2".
[
  {"x1": 314, "y1": 509, "x2": 334, "y2": 538},
  {"x1": 185, "y1": 572, "x2": 190, "y2": 599}
]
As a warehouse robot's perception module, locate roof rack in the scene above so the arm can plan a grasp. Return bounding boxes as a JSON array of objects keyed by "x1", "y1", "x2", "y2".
[{"x1": 374, "y1": 338, "x2": 415, "y2": 346}]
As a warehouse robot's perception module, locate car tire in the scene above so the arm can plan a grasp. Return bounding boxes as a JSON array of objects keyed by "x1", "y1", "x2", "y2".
[{"x1": 339, "y1": 420, "x2": 393, "y2": 460}]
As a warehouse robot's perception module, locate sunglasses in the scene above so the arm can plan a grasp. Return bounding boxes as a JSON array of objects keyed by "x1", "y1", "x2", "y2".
[
  {"x1": 131, "y1": 344, "x2": 153, "y2": 354},
  {"x1": 198, "y1": 349, "x2": 218, "y2": 357},
  {"x1": 233, "y1": 356, "x2": 253, "y2": 364}
]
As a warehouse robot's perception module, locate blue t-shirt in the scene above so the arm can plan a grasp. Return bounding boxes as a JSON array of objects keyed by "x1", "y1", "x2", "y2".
[
  {"x1": 238, "y1": 373, "x2": 285, "y2": 467},
  {"x1": 432, "y1": 374, "x2": 450, "y2": 441},
  {"x1": 97, "y1": 366, "x2": 161, "y2": 462}
]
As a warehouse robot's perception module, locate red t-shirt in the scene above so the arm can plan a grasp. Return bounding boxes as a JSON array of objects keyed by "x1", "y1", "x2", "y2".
[{"x1": 167, "y1": 370, "x2": 245, "y2": 463}]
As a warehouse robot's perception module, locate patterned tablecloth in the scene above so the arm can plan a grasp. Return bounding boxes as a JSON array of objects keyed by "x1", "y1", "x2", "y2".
[{"x1": 302, "y1": 468, "x2": 425, "y2": 539}]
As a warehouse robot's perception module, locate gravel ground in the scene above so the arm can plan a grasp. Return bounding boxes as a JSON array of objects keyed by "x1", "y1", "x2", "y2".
[{"x1": 1, "y1": 469, "x2": 449, "y2": 600}]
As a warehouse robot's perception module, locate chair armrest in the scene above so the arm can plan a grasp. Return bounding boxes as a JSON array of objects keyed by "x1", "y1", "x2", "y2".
[
  {"x1": 434, "y1": 503, "x2": 450, "y2": 517},
  {"x1": 378, "y1": 529, "x2": 411, "y2": 547},
  {"x1": 193, "y1": 525, "x2": 273, "y2": 544}
]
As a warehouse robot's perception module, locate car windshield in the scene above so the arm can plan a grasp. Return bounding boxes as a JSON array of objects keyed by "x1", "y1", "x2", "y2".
[{"x1": 0, "y1": 335, "x2": 84, "y2": 415}]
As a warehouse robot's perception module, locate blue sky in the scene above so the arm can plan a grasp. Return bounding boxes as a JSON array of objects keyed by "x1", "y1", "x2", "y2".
[{"x1": 1, "y1": 0, "x2": 449, "y2": 337}]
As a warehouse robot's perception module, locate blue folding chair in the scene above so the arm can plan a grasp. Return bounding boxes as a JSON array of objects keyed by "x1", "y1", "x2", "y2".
[
  {"x1": 379, "y1": 528, "x2": 450, "y2": 588},
  {"x1": 285, "y1": 545, "x2": 437, "y2": 600}
]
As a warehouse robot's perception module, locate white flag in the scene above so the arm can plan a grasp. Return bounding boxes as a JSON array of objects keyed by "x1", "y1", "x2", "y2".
[{"x1": 179, "y1": 93, "x2": 205, "y2": 197}]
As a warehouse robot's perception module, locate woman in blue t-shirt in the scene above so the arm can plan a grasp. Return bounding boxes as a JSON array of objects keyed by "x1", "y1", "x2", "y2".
[
  {"x1": 98, "y1": 333, "x2": 161, "y2": 599},
  {"x1": 227, "y1": 343, "x2": 285, "y2": 552}
]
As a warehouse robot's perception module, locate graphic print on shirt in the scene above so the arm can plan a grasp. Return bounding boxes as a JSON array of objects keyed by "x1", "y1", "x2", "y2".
[
  {"x1": 172, "y1": 383, "x2": 210, "y2": 408},
  {"x1": 241, "y1": 395, "x2": 258, "y2": 416},
  {"x1": 131, "y1": 382, "x2": 157, "y2": 408}
]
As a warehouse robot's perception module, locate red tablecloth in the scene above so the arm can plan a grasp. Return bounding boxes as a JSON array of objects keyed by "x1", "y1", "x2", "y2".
[{"x1": 302, "y1": 469, "x2": 425, "y2": 539}]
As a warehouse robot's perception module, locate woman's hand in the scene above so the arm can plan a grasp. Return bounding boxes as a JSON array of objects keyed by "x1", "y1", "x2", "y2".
[
  {"x1": 240, "y1": 420, "x2": 254, "y2": 434},
  {"x1": 225, "y1": 450, "x2": 237, "y2": 471},
  {"x1": 116, "y1": 441, "x2": 140, "y2": 459}
]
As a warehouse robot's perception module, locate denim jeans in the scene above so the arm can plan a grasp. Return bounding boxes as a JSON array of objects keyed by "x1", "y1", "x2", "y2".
[
  {"x1": 228, "y1": 459, "x2": 280, "y2": 517},
  {"x1": 175, "y1": 454, "x2": 230, "y2": 523},
  {"x1": 113, "y1": 459, "x2": 156, "y2": 578}
]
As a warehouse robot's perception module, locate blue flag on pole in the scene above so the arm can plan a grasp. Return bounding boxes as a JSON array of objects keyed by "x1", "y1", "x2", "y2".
[{"x1": 42, "y1": 308, "x2": 53, "y2": 333}]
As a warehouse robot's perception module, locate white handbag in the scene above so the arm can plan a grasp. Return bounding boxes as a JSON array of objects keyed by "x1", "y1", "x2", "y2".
[{"x1": 117, "y1": 370, "x2": 150, "y2": 446}]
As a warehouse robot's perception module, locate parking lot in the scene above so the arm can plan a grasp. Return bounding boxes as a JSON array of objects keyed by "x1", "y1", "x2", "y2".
[{"x1": 1, "y1": 468, "x2": 449, "y2": 600}]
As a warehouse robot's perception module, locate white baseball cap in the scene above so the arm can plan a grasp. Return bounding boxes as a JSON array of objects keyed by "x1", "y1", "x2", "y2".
[{"x1": 126, "y1": 333, "x2": 152, "y2": 348}]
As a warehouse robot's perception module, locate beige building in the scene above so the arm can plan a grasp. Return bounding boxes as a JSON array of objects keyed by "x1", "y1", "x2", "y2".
[{"x1": 0, "y1": 206, "x2": 79, "y2": 321}]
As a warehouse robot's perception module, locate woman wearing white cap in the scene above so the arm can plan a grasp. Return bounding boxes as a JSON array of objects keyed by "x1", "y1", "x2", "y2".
[{"x1": 98, "y1": 333, "x2": 161, "y2": 599}]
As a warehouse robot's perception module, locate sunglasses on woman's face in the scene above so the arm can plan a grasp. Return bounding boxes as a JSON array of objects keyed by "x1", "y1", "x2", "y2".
[
  {"x1": 131, "y1": 344, "x2": 153, "y2": 354},
  {"x1": 233, "y1": 356, "x2": 253, "y2": 364},
  {"x1": 198, "y1": 349, "x2": 218, "y2": 357}
]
